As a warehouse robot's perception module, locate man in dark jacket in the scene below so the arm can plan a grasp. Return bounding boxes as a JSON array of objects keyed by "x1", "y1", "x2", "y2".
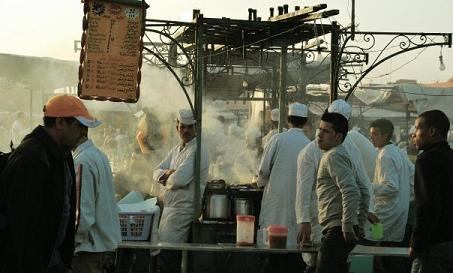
[
  {"x1": 410, "y1": 109, "x2": 453, "y2": 273},
  {"x1": 0, "y1": 95, "x2": 101, "y2": 273}
]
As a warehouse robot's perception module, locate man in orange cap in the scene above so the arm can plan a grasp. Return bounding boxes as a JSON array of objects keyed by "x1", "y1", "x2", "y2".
[{"x1": 0, "y1": 94, "x2": 100, "y2": 273}]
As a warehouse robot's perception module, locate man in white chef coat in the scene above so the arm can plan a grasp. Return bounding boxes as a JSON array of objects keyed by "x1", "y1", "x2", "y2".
[
  {"x1": 369, "y1": 118, "x2": 413, "y2": 273},
  {"x1": 257, "y1": 102, "x2": 310, "y2": 273},
  {"x1": 153, "y1": 109, "x2": 210, "y2": 273}
]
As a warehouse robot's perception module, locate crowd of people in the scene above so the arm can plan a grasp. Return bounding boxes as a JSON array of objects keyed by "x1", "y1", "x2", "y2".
[
  {"x1": 0, "y1": 94, "x2": 452, "y2": 273},
  {"x1": 256, "y1": 100, "x2": 453, "y2": 273}
]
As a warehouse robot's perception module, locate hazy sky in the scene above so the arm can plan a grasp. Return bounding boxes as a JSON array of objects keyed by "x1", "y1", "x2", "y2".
[{"x1": 0, "y1": 0, "x2": 452, "y2": 82}]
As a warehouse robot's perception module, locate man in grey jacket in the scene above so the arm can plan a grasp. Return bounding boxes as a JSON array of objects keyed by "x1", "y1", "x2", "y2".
[{"x1": 315, "y1": 112, "x2": 369, "y2": 273}]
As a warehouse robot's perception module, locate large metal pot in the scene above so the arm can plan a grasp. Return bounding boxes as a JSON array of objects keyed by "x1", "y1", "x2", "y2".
[
  {"x1": 204, "y1": 193, "x2": 230, "y2": 220},
  {"x1": 232, "y1": 198, "x2": 254, "y2": 216}
]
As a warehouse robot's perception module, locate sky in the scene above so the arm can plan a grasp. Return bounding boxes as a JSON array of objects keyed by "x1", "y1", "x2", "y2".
[{"x1": 0, "y1": 0, "x2": 452, "y2": 83}]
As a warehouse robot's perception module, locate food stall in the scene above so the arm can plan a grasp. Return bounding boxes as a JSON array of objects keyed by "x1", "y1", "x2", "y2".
[{"x1": 134, "y1": 3, "x2": 342, "y2": 273}]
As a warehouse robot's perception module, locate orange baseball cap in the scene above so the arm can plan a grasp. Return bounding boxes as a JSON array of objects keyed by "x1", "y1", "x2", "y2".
[{"x1": 43, "y1": 95, "x2": 101, "y2": 128}]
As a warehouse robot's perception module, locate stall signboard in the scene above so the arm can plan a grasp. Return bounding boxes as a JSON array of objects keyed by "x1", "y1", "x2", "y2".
[{"x1": 78, "y1": 0, "x2": 147, "y2": 103}]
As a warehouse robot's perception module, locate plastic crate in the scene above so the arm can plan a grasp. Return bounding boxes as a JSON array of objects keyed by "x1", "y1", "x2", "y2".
[{"x1": 119, "y1": 212, "x2": 154, "y2": 241}]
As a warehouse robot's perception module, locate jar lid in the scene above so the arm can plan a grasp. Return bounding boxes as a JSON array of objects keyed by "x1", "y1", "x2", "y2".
[
  {"x1": 236, "y1": 215, "x2": 255, "y2": 222},
  {"x1": 268, "y1": 225, "x2": 288, "y2": 234}
]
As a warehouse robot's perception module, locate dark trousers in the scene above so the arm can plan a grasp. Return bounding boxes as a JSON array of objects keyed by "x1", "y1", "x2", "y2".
[
  {"x1": 265, "y1": 253, "x2": 306, "y2": 273},
  {"x1": 316, "y1": 227, "x2": 356, "y2": 273},
  {"x1": 158, "y1": 250, "x2": 181, "y2": 273}
]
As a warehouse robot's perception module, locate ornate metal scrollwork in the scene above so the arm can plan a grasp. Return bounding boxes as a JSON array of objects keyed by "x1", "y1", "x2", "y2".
[
  {"x1": 143, "y1": 21, "x2": 196, "y2": 87},
  {"x1": 142, "y1": 20, "x2": 197, "y2": 111},
  {"x1": 305, "y1": 51, "x2": 317, "y2": 64},
  {"x1": 286, "y1": 50, "x2": 320, "y2": 69},
  {"x1": 336, "y1": 31, "x2": 451, "y2": 99}
]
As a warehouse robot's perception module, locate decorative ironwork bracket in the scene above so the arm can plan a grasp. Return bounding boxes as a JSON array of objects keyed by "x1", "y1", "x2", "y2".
[
  {"x1": 335, "y1": 31, "x2": 452, "y2": 100},
  {"x1": 143, "y1": 20, "x2": 197, "y2": 112}
]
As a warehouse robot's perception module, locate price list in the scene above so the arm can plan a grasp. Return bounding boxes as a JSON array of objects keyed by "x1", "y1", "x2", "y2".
[{"x1": 81, "y1": 1, "x2": 142, "y2": 101}]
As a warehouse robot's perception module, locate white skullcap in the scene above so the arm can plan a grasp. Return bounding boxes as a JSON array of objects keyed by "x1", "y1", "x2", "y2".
[
  {"x1": 409, "y1": 125, "x2": 416, "y2": 135},
  {"x1": 176, "y1": 109, "x2": 195, "y2": 125},
  {"x1": 270, "y1": 108, "x2": 280, "y2": 121},
  {"x1": 288, "y1": 102, "x2": 308, "y2": 117},
  {"x1": 328, "y1": 99, "x2": 352, "y2": 120}
]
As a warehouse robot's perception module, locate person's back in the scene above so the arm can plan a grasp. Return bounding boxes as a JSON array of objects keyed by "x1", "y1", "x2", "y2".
[
  {"x1": 347, "y1": 129, "x2": 377, "y2": 180},
  {"x1": 72, "y1": 136, "x2": 121, "y2": 273},
  {"x1": 296, "y1": 140, "x2": 323, "y2": 226},
  {"x1": 258, "y1": 128, "x2": 310, "y2": 243},
  {"x1": 257, "y1": 103, "x2": 309, "y2": 273},
  {"x1": 73, "y1": 139, "x2": 121, "y2": 253},
  {"x1": 374, "y1": 143, "x2": 411, "y2": 242}
]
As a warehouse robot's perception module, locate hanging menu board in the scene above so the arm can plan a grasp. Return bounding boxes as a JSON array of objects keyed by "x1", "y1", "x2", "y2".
[{"x1": 78, "y1": 0, "x2": 147, "y2": 102}]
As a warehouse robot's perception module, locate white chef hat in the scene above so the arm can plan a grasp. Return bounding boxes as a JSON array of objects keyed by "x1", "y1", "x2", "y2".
[
  {"x1": 288, "y1": 102, "x2": 308, "y2": 117},
  {"x1": 176, "y1": 109, "x2": 196, "y2": 125},
  {"x1": 270, "y1": 108, "x2": 280, "y2": 121},
  {"x1": 327, "y1": 99, "x2": 352, "y2": 120}
]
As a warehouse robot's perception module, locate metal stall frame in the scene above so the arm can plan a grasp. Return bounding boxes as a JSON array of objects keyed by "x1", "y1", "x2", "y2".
[{"x1": 143, "y1": 10, "x2": 341, "y2": 221}]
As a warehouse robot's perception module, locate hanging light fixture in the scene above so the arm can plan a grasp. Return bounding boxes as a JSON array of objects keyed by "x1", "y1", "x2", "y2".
[
  {"x1": 439, "y1": 46, "x2": 446, "y2": 71},
  {"x1": 316, "y1": 46, "x2": 326, "y2": 63}
]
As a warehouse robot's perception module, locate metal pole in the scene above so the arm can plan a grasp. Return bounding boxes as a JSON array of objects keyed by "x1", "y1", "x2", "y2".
[
  {"x1": 278, "y1": 46, "x2": 288, "y2": 132},
  {"x1": 299, "y1": 49, "x2": 307, "y2": 104},
  {"x1": 330, "y1": 22, "x2": 340, "y2": 103},
  {"x1": 351, "y1": 0, "x2": 355, "y2": 41},
  {"x1": 271, "y1": 67, "x2": 278, "y2": 109},
  {"x1": 193, "y1": 14, "x2": 204, "y2": 221}
]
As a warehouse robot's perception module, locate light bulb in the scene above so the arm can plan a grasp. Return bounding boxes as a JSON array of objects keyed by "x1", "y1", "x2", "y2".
[{"x1": 439, "y1": 55, "x2": 446, "y2": 71}]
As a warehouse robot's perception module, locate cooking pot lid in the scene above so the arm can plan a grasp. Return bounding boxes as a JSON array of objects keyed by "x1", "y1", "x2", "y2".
[{"x1": 207, "y1": 179, "x2": 226, "y2": 189}]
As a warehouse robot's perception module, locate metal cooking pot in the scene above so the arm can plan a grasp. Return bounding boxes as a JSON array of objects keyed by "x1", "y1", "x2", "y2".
[
  {"x1": 206, "y1": 180, "x2": 226, "y2": 190},
  {"x1": 232, "y1": 198, "x2": 254, "y2": 216},
  {"x1": 204, "y1": 193, "x2": 230, "y2": 219}
]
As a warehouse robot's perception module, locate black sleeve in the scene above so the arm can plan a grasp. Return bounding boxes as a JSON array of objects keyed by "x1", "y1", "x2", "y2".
[{"x1": 411, "y1": 155, "x2": 442, "y2": 253}]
